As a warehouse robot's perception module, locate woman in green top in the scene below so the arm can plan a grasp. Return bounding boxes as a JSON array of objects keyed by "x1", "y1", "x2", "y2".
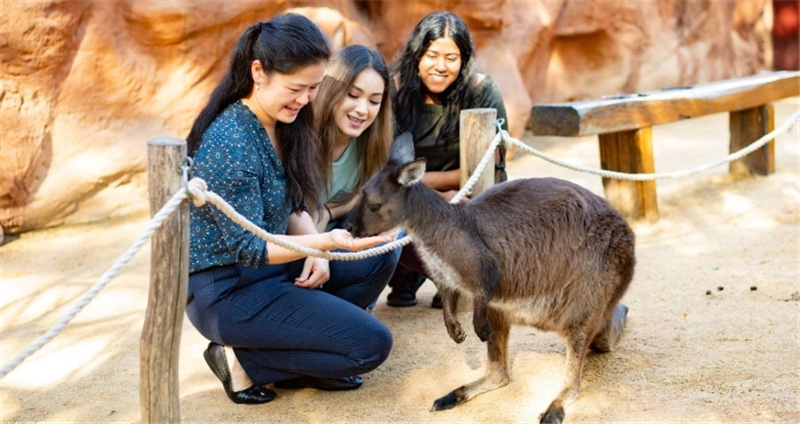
[
  {"x1": 313, "y1": 45, "x2": 394, "y2": 232},
  {"x1": 312, "y1": 45, "x2": 401, "y2": 310},
  {"x1": 387, "y1": 11, "x2": 510, "y2": 308}
]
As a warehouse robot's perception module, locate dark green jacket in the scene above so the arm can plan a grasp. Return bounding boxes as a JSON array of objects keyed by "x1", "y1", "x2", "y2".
[{"x1": 411, "y1": 75, "x2": 508, "y2": 182}]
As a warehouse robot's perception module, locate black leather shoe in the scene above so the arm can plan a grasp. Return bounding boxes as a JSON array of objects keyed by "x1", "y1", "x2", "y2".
[
  {"x1": 274, "y1": 375, "x2": 364, "y2": 391},
  {"x1": 203, "y1": 342, "x2": 276, "y2": 404},
  {"x1": 386, "y1": 289, "x2": 418, "y2": 307},
  {"x1": 387, "y1": 272, "x2": 426, "y2": 307}
]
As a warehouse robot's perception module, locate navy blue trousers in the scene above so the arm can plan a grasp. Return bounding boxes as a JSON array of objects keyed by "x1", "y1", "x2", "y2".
[{"x1": 186, "y1": 247, "x2": 400, "y2": 385}]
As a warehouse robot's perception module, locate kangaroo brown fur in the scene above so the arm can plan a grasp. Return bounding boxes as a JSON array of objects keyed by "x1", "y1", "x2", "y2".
[{"x1": 345, "y1": 133, "x2": 635, "y2": 424}]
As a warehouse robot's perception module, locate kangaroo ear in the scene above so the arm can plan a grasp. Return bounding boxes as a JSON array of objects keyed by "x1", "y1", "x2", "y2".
[
  {"x1": 389, "y1": 132, "x2": 415, "y2": 164},
  {"x1": 397, "y1": 159, "x2": 426, "y2": 186}
]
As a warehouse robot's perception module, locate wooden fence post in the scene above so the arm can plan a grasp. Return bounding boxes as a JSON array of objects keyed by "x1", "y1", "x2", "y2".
[
  {"x1": 141, "y1": 137, "x2": 189, "y2": 423},
  {"x1": 460, "y1": 108, "x2": 497, "y2": 197},
  {"x1": 729, "y1": 104, "x2": 775, "y2": 176},
  {"x1": 599, "y1": 127, "x2": 659, "y2": 223}
]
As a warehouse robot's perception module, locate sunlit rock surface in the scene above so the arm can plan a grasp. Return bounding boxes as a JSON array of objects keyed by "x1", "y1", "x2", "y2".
[{"x1": 0, "y1": 1, "x2": 771, "y2": 233}]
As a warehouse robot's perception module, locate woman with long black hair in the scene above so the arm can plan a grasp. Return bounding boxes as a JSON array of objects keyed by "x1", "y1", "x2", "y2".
[{"x1": 388, "y1": 11, "x2": 510, "y2": 308}]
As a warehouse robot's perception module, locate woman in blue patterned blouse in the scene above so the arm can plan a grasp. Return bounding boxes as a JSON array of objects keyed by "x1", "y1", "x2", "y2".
[{"x1": 185, "y1": 14, "x2": 396, "y2": 405}]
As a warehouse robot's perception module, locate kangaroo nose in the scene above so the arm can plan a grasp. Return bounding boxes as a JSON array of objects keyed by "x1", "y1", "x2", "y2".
[{"x1": 344, "y1": 222, "x2": 356, "y2": 233}]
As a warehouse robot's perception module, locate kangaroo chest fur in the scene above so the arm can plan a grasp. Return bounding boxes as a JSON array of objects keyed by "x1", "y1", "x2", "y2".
[{"x1": 413, "y1": 239, "x2": 463, "y2": 293}]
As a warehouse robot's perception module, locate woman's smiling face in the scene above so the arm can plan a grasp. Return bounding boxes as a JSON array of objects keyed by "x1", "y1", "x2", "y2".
[
  {"x1": 418, "y1": 37, "x2": 462, "y2": 99},
  {"x1": 257, "y1": 62, "x2": 327, "y2": 127},
  {"x1": 333, "y1": 67, "x2": 385, "y2": 139}
]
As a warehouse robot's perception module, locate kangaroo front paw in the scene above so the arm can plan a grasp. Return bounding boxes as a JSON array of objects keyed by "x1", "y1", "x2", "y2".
[
  {"x1": 446, "y1": 321, "x2": 467, "y2": 343},
  {"x1": 430, "y1": 387, "x2": 466, "y2": 411}
]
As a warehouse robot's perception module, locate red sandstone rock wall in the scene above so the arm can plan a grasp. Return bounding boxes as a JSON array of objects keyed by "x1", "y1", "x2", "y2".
[{"x1": 0, "y1": 0, "x2": 772, "y2": 234}]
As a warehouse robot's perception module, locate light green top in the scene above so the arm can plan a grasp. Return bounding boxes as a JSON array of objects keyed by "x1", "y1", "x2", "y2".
[{"x1": 324, "y1": 138, "x2": 360, "y2": 231}]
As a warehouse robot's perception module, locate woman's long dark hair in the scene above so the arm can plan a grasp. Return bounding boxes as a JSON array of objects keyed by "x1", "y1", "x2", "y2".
[
  {"x1": 391, "y1": 11, "x2": 478, "y2": 146},
  {"x1": 313, "y1": 45, "x2": 393, "y2": 205},
  {"x1": 186, "y1": 13, "x2": 330, "y2": 212}
]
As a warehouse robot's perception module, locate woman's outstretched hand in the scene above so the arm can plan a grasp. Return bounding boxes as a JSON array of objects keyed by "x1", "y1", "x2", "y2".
[{"x1": 328, "y1": 229, "x2": 395, "y2": 251}]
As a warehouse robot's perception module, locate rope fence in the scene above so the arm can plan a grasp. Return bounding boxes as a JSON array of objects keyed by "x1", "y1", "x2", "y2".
[
  {"x1": 502, "y1": 109, "x2": 800, "y2": 181},
  {"x1": 0, "y1": 188, "x2": 191, "y2": 379},
  {"x1": 1, "y1": 107, "x2": 798, "y2": 382}
]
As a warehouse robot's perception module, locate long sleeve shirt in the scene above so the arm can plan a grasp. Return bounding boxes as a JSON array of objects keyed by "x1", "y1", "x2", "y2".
[{"x1": 189, "y1": 100, "x2": 291, "y2": 273}]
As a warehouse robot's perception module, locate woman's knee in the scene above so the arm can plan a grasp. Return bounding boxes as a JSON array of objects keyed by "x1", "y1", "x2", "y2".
[{"x1": 350, "y1": 321, "x2": 393, "y2": 372}]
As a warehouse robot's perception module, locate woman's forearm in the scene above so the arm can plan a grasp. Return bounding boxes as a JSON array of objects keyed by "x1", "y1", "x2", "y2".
[
  {"x1": 265, "y1": 232, "x2": 335, "y2": 264},
  {"x1": 267, "y1": 211, "x2": 330, "y2": 264},
  {"x1": 421, "y1": 169, "x2": 461, "y2": 191},
  {"x1": 314, "y1": 195, "x2": 361, "y2": 232},
  {"x1": 329, "y1": 195, "x2": 360, "y2": 220},
  {"x1": 420, "y1": 150, "x2": 503, "y2": 191}
]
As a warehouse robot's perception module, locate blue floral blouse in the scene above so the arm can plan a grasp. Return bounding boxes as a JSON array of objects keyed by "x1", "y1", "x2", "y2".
[{"x1": 189, "y1": 100, "x2": 291, "y2": 273}]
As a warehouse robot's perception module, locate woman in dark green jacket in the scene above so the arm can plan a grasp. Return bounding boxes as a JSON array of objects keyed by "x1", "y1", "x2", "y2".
[{"x1": 388, "y1": 11, "x2": 510, "y2": 307}]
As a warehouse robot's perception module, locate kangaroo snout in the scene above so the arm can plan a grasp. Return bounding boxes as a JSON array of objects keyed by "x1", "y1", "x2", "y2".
[
  {"x1": 343, "y1": 221, "x2": 358, "y2": 235},
  {"x1": 343, "y1": 206, "x2": 373, "y2": 237}
]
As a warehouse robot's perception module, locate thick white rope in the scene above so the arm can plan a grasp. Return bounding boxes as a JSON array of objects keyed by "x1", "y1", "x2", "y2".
[
  {"x1": 187, "y1": 179, "x2": 410, "y2": 261},
  {"x1": 451, "y1": 131, "x2": 504, "y2": 203},
  {"x1": 505, "y1": 109, "x2": 800, "y2": 181},
  {"x1": 184, "y1": 141, "x2": 497, "y2": 261},
  {"x1": 0, "y1": 188, "x2": 190, "y2": 379}
]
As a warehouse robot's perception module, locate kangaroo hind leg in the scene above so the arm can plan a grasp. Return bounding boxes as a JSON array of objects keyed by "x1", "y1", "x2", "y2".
[
  {"x1": 431, "y1": 307, "x2": 511, "y2": 411},
  {"x1": 539, "y1": 320, "x2": 598, "y2": 424}
]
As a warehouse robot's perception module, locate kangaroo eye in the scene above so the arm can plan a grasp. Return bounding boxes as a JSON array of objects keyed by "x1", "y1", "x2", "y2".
[{"x1": 367, "y1": 203, "x2": 381, "y2": 212}]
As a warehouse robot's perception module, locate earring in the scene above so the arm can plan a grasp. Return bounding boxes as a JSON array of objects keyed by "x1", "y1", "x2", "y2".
[{"x1": 256, "y1": 83, "x2": 260, "y2": 91}]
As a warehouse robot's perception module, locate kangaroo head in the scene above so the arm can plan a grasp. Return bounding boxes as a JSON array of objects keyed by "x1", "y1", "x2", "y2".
[{"x1": 346, "y1": 132, "x2": 426, "y2": 237}]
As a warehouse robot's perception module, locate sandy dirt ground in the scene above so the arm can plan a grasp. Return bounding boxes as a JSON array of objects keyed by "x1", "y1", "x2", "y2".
[{"x1": 1, "y1": 97, "x2": 799, "y2": 424}]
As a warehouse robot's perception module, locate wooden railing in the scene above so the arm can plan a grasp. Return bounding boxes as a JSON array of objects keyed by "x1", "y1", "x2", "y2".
[{"x1": 528, "y1": 70, "x2": 800, "y2": 222}]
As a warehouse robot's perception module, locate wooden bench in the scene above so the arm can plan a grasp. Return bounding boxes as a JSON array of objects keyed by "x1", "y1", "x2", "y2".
[{"x1": 528, "y1": 70, "x2": 800, "y2": 222}]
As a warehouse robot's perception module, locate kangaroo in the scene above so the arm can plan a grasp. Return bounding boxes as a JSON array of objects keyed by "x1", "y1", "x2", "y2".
[{"x1": 345, "y1": 133, "x2": 635, "y2": 424}]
